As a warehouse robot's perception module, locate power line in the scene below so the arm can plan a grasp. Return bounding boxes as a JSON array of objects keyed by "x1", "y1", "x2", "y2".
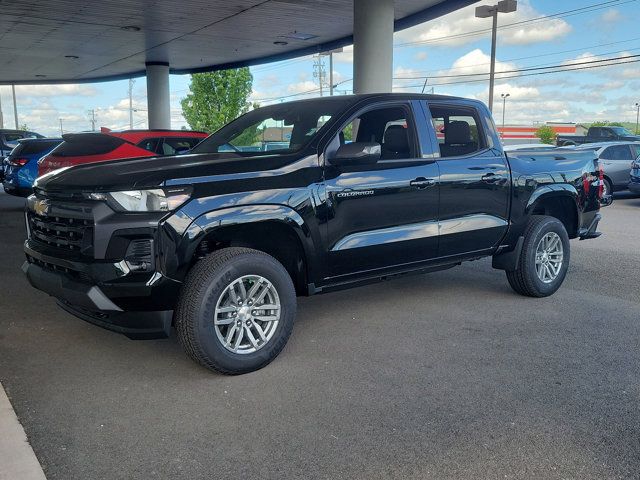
[
  {"x1": 397, "y1": 57, "x2": 640, "y2": 89},
  {"x1": 393, "y1": 53, "x2": 640, "y2": 80},
  {"x1": 395, "y1": 0, "x2": 637, "y2": 48}
]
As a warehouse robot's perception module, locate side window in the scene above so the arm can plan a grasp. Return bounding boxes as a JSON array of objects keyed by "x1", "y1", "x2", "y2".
[
  {"x1": 162, "y1": 137, "x2": 202, "y2": 155},
  {"x1": 427, "y1": 104, "x2": 486, "y2": 158},
  {"x1": 337, "y1": 105, "x2": 415, "y2": 160},
  {"x1": 137, "y1": 138, "x2": 161, "y2": 153},
  {"x1": 631, "y1": 144, "x2": 640, "y2": 158},
  {"x1": 609, "y1": 145, "x2": 633, "y2": 160},
  {"x1": 600, "y1": 147, "x2": 613, "y2": 160}
]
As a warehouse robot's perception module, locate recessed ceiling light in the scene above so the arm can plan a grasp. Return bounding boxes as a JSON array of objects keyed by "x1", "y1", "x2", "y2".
[
  {"x1": 121, "y1": 25, "x2": 141, "y2": 32},
  {"x1": 280, "y1": 32, "x2": 317, "y2": 41},
  {"x1": 273, "y1": 41, "x2": 288, "y2": 46},
  {"x1": 65, "y1": 55, "x2": 79, "y2": 59}
]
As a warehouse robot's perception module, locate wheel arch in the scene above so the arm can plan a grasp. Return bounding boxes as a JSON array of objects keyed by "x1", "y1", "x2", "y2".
[
  {"x1": 525, "y1": 185, "x2": 580, "y2": 238},
  {"x1": 184, "y1": 205, "x2": 317, "y2": 295}
]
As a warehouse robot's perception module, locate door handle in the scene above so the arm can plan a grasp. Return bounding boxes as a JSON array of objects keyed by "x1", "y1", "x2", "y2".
[
  {"x1": 410, "y1": 177, "x2": 436, "y2": 189},
  {"x1": 481, "y1": 173, "x2": 504, "y2": 183}
]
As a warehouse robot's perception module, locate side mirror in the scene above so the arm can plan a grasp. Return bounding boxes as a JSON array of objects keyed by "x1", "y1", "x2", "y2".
[{"x1": 329, "y1": 142, "x2": 381, "y2": 167}]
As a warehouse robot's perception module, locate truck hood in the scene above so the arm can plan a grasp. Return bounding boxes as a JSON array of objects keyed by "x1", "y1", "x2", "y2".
[{"x1": 34, "y1": 152, "x2": 304, "y2": 192}]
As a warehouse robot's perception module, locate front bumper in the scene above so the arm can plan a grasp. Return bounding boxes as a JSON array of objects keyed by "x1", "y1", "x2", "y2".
[{"x1": 629, "y1": 176, "x2": 640, "y2": 194}]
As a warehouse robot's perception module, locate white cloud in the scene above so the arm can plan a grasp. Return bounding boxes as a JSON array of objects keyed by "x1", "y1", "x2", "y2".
[
  {"x1": 14, "y1": 84, "x2": 98, "y2": 97},
  {"x1": 448, "y1": 49, "x2": 517, "y2": 76},
  {"x1": 396, "y1": 0, "x2": 570, "y2": 47},
  {"x1": 287, "y1": 80, "x2": 318, "y2": 95},
  {"x1": 599, "y1": 9, "x2": 623, "y2": 25},
  {"x1": 333, "y1": 45, "x2": 353, "y2": 64},
  {"x1": 414, "y1": 51, "x2": 428, "y2": 62}
]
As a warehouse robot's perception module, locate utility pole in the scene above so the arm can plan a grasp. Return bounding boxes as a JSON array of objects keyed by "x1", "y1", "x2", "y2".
[
  {"x1": 88, "y1": 109, "x2": 96, "y2": 131},
  {"x1": 59, "y1": 118, "x2": 63, "y2": 135},
  {"x1": 0, "y1": 87, "x2": 4, "y2": 129},
  {"x1": 635, "y1": 102, "x2": 640, "y2": 134},
  {"x1": 475, "y1": 0, "x2": 517, "y2": 112},
  {"x1": 128, "y1": 79, "x2": 135, "y2": 129},
  {"x1": 313, "y1": 55, "x2": 326, "y2": 97},
  {"x1": 329, "y1": 51, "x2": 334, "y2": 96},
  {"x1": 501, "y1": 93, "x2": 510, "y2": 130},
  {"x1": 12, "y1": 84, "x2": 19, "y2": 129}
]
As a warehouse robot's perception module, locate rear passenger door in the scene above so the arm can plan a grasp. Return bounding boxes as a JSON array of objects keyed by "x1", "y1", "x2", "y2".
[{"x1": 425, "y1": 101, "x2": 510, "y2": 257}]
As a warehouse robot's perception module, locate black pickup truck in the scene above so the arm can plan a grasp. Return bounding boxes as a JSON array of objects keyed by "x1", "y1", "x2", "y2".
[
  {"x1": 23, "y1": 94, "x2": 606, "y2": 374},
  {"x1": 556, "y1": 125, "x2": 640, "y2": 146}
]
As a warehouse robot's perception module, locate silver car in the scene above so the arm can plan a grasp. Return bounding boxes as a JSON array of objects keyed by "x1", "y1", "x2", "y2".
[{"x1": 562, "y1": 142, "x2": 640, "y2": 196}]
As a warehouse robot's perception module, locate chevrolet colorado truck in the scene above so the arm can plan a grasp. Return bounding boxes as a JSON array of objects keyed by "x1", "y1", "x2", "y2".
[{"x1": 23, "y1": 94, "x2": 606, "y2": 374}]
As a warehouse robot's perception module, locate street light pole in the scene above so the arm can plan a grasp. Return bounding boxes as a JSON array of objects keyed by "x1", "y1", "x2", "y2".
[
  {"x1": 11, "y1": 84, "x2": 19, "y2": 129},
  {"x1": 501, "y1": 93, "x2": 510, "y2": 129},
  {"x1": 635, "y1": 102, "x2": 640, "y2": 134},
  {"x1": 475, "y1": 0, "x2": 517, "y2": 113}
]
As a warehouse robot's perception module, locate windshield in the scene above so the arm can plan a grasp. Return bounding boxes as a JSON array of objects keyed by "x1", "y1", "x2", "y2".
[
  {"x1": 191, "y1": 99, "x2": 352, "y2": 155},
  {"x1": 610, "y1": 127, "x2": 634, "y2": 136}
]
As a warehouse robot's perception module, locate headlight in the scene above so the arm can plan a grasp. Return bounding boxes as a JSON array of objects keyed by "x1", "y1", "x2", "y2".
[{"x1": 88, "y1": 187, "x2": 192, "y2": 212}]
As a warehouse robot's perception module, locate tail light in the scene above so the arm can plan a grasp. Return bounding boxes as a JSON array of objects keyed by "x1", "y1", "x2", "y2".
[
  {"x1": 598, "y1": 162, "x2": 604, "y2": 198},
  {"x1": 8, "y1": 157, "x2": 29, "y2": 167}
]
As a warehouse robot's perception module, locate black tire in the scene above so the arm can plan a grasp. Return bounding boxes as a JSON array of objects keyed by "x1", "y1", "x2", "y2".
[
  {"x1": 175, "y1": 247, "x2": 296, "y2": 375},
  {"x1": 506, "y1": 215, "x2": 570, "y2": 298},
  {"x1": 602, "y1": 178, "x2": 613, "y2": 198}
]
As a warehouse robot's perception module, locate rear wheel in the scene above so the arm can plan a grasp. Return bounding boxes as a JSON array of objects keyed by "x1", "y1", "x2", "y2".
[
  {"x1": 602, "y1": 178, "x2": 613, "y2": 198},
  {"x1": 506, "y1": 215, "x2": 570, "y2": 297},
  {"x1": 175, "y1": 247, "x2": 296, "y2": 374}
]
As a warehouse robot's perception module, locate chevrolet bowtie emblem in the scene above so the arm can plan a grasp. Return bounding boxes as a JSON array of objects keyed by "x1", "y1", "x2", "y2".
[{"x1": 33, "y1": 199, "x2": 50, "y2": 216}]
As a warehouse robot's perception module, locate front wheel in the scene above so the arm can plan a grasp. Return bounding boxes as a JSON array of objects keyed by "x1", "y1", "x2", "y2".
[
  {"x1": 506, "y1": 215, "x2": 570, "y2": 297},
  {"x1": 175, "y1": 247, "x2": 296, "y2": 374}
]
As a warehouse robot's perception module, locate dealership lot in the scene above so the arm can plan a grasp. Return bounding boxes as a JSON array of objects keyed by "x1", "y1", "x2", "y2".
[{"x1": 1, "y1": 190, "x2": 639, "y2": 479}]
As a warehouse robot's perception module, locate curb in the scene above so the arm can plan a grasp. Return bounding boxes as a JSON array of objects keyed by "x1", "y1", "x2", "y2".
[{"x1": 0, "y1": 382, "x2": 47, "y2": 480}]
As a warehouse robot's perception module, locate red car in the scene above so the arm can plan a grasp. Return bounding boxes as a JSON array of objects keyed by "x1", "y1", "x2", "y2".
[{"x1": 38, "y1": 128, "x2": 208, "y2": 176}]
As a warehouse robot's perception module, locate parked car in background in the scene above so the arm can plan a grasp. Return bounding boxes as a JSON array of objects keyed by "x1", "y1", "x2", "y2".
[
  {"x1": 24, "y1": 94, "x2": 606, "y2": 374},
  {"x1": 2, "y1": 138, "x2": 63, "y2": 196},
  {"x1": 556, "y1": 126, "x2": 640, "y2": 147},
  {"x1": 38, "y1": 129, "x2": 208, "y2": 176},
  {"x1": 0, "y1": 129, "x2": 44, "y2": 181},
  {"x1": 560, "y1": 142, "x2": 640, "y2": 196},
  {"x1": 629, "y1": 155, "x2": 640, "y2": 195}
]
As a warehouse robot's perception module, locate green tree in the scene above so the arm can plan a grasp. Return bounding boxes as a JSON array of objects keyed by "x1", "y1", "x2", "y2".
[
  {"x1": 535, "y1": 125, "x2": 557, "y2": 144},
  {"x1": 181, "y1": 68, "x2": 254, "y2": 133},
  {"x1": 590, "y1": 121, "x2": 624, "y2": 127}
]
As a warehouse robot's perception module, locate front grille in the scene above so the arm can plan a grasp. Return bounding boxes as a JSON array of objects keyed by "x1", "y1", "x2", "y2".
[{"x1": 28, "y1": 212, "x2": 94, "y2": 256}]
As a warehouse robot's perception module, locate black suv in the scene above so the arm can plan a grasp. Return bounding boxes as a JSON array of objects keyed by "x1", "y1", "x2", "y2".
[{"x1": 23, "y1": 94, "x2": 605, "y2": 374}]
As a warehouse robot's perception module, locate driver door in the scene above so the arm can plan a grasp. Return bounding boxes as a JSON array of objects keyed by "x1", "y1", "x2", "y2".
[{"x1": 321, "y1": 103, "x2": 440, "y2": 280}]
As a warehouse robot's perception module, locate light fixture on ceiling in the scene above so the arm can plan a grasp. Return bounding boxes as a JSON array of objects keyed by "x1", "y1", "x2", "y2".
[
  {"x1": 273, "y1": 41, "x2": 288, "y2": 46},
  {"x1": 65, "y1": 55, "x2": 79, "y2": 59},
  {"x1": 121, "y1": 25, "x2": 141, "y2": 32},
  {"x1": 279, "y1": 31, "x2": 317, "y2": 41},
  {"x1": 35, "y1": 74, "x2": 47, "y2": 78}
]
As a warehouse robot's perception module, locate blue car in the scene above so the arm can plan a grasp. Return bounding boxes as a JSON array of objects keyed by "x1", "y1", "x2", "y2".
[{"x1": 2, "y1": 138, "x2": 62, "y2": 197}]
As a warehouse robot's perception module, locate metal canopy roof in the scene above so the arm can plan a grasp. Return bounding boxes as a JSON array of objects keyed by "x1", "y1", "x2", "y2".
[{"x1": 1, "y1": 0, "x2": 477, "y2": 84}]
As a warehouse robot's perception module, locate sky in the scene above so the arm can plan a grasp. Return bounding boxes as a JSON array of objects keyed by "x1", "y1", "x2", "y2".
[{"x1": 1, "y1": 0, "x2": 639, "y2": 136}]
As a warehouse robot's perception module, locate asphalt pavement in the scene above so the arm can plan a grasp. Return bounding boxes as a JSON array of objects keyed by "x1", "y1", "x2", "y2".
[{"x1": 0, "y1": 190, "x2": 639, "y2": 479}]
